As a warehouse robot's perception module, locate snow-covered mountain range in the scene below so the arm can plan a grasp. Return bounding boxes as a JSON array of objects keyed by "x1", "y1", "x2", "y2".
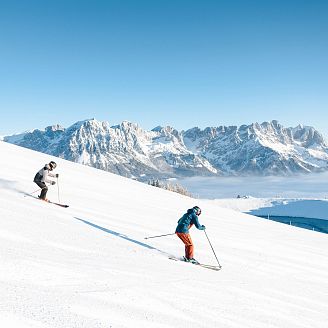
[{"x1": 4, "y1": 119, "x2": 328, "y2": 179}]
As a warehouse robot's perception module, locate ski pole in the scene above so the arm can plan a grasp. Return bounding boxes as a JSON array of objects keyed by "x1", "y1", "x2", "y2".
[
  {"x1": 144, "y1": 233, "x2": 175, "y2": 239},
  {"x1": 26, "y1": 186, "x2": 46, "y2": 196},
  {"x1": 56, "y1": 176, "x2": 60, "y2": 203},
  {"x1": 29, "y1": 188, "x2": 42, "y2": 195},
  {"x1": 204, "y1": 230, "x2": 222, "y2": 268}
]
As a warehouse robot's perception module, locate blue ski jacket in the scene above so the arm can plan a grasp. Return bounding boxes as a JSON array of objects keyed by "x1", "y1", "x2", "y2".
[{"x1": 175, "y1": 208, "x2": 205, "y2": 233}]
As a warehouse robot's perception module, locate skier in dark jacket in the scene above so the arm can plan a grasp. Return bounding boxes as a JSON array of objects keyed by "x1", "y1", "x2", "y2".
[
  {"x1": 175, "y1": 206, "x2": 205, "y2": 264},
  {"x1": 33, "y1": 161, "x2": 58, "y2": 201}
]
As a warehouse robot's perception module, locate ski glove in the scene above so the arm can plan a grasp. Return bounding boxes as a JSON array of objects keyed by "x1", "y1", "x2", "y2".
[
  {"x1": 51, "y1": 181, "x2": 56, "y2": 185},
  {"x1": 55, "y1": 174, "x2": 59, "y2": 178},
  {"x1": 201, "y1": 225, "x2": 206, "y2": 230}
]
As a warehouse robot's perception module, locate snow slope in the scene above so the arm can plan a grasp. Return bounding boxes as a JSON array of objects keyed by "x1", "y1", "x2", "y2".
[{"x1": 0, "y1": 141, "x2": 327, "y2": 328}]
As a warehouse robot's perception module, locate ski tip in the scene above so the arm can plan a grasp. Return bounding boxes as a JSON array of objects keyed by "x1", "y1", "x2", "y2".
[
  {"x1": 57, "y1": 204, "x2": 69, "y2": 208},
  {"x1": 48, "y1": 201, "x2": 69, "y2": 208}
]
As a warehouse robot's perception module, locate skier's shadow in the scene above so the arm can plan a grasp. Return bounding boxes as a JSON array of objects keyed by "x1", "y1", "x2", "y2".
[{"x1": 74, "y1": 217, "x2": 163, "y2": 253}]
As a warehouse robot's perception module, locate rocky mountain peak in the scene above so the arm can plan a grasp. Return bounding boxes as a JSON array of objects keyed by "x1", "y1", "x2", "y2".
[
  {"x1": 4, "y1": 119, "x2": 328, "y2": 179},
  {"x1": 45, "y1": 124, "x2": 65, "y2": 132}
]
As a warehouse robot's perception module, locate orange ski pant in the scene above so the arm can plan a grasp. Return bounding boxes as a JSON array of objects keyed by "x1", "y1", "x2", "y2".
[{"x1": 176, "y1": 232, "x2": 194, "y2": 259}]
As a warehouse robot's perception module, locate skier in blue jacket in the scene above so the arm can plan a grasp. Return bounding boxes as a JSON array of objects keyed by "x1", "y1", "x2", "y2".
[{"x1": 175, "y1": 206, "x2": 205, "y2": 264}]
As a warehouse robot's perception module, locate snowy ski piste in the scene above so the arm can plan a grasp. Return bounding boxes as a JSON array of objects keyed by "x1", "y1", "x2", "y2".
[{"x1": 0, "y1": 141, "x2": 327, "y2": 328}]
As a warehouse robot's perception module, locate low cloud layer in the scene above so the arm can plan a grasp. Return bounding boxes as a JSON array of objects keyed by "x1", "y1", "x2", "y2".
[{"x1": 178, "y1": 173, "x2": 328, "y2": 199}]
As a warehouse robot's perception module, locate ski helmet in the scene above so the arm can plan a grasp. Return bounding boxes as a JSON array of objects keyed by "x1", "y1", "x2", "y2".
[
  {"x1": 193, "y1": 206, "x2": 201, "y2": 215},
  {"x1": 49, "y1": 161, "x2": 57, "y2": 170}
]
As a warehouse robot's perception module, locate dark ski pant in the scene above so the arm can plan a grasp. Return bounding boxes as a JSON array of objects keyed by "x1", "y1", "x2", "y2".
[
  {"x1": 176, "y1": 232, "x2": 194, "y2": 259},
  {"x1": 34, "y1": 180, "x2": 48, "y2": 200}
]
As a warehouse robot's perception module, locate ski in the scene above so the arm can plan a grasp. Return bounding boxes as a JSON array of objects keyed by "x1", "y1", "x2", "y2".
[
  {"x1": 24, "y1": 193, "x2": 69, "y2": 208},
  {"x1": 168, "y1": 256, "x2": 221, "y2": 271},
  {"x1": 47, "y1": 200, "x2": 69, "y2": 208}
]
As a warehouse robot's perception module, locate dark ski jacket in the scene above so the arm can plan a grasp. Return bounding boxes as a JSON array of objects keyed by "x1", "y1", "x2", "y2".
[
  {"x1": 175, "y1": 208, "x2": 205, "y2": 234},
  {"x1": 34, "y1": 164, "x2": 56, "y2": 184}
]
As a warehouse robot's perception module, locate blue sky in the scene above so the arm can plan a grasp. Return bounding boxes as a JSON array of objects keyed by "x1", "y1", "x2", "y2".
[{"x1": 0, "y1": 0, "x2": 327, "y2": 138}]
